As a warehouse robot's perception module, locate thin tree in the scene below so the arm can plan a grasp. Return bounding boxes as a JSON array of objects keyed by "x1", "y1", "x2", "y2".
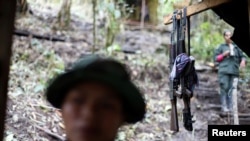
[
  {"x1": 16, "y1": 0, "x2": 29, "y2": 15},
  {"x1": 92, "y1": 0, "x2": 96, "y2": 53},
  {"x1": 56, "y1": 0, "x2": 72, "y2": 29},
  {"x1": 140, "y1": 0, "x2": 146, "y2": 28}
]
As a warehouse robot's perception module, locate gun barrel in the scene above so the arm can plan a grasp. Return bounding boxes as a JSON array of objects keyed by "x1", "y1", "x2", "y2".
[{"x1": 170, "y1": 98, "x2": 179, "y2": 132}]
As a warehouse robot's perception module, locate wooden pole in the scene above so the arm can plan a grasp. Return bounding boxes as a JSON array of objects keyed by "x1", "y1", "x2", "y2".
[
  {"x1": 232, "y1": 78, "x2": 239, "y2": 125},
  {"x1": 164, "y1": 0, "x2": 232, "y2": 25},
  {"x1": 0, "y1": 0, "x2": 16, "y2": 140}
]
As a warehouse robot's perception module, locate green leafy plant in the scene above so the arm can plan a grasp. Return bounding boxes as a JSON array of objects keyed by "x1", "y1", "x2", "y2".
[
  {"x1": 158, "y1": 0, "x2": 185, "y2": 23},
  {"x1": 98, "y1": 0, "x2": 131, "y2": 50},
  {"x1": 106, "y1": 43, "x2": 122, "y2": 56},
  {"x1": 190, "y1": 22, "x2": 224, "y2": 63}
]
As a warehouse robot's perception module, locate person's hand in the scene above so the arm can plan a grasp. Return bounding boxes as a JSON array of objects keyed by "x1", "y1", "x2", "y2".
[
  {"x1": 222, "y1": 50, "x2": 230, "y2": 57},
  {"x1": 240, "y1": 59, "x2": 246, "y2": 69}
]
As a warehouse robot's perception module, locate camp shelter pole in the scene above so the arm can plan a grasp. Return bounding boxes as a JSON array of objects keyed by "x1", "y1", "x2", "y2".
[
  {"x1": 232, "y1": 78, "x2": 239, "y2": 125},
  {"x1": 0, "y1": 0, "x2": 17, "y2": 140}
]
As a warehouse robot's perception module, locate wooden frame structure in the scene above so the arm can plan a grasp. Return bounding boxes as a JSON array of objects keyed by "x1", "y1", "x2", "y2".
[{"x1": 164, "y1": 0, "x2": 250, "y2": 56}]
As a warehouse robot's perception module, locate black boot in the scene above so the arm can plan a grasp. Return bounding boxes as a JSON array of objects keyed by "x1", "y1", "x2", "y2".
[{"x1": 183, "y1": 108, "x2": 194, "y2": 131}]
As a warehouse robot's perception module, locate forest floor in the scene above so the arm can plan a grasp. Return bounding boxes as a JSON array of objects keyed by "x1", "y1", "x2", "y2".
[{"x1": 4, "y1": 2, "x2": 250, "y2": 141}]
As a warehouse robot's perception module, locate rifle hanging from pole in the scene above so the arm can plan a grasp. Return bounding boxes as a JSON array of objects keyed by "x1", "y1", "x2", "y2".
[{"x1": 168, "y1": 7, "x2": 199, "y2": 132}]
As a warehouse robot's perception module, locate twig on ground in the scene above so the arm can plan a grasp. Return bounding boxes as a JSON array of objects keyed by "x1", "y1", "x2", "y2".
[{"x1": 35, "y1": 125, "x2": 65, "y2": 141}]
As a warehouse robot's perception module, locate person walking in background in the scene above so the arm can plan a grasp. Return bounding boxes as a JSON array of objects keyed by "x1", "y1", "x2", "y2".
[
  {"x1": 214, "y1": 30, "x2": 247, "y2": 113},
  {"x1": 44, "y1": 54, "x2": 146, "y2": 141}
]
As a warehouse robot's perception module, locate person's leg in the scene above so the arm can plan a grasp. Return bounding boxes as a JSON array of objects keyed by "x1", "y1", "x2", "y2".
[
  {"x1": 221, "y1": 95, "x2": 228, "y2": 112},
  {"x1": 226, "y1": 75, "x2": 233, "y2": 111},
  {"x1": 227, "y1": 75, "x2": 238, "y2": 111},
  {"x1": 219, "y1": 73, "x2": 230, "y2": 112}
]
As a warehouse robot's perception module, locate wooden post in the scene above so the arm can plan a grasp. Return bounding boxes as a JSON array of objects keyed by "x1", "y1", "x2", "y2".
[
  {"x1": 0, "y1": 0, "x2": 16, "y2": 141},
  {"x1": 232, "y1": 78, "x2": 239, "y2": 125}
]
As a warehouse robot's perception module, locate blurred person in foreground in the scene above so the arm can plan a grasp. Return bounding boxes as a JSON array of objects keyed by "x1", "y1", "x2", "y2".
[
  {"x1": 44, "y1": 54, "x2": 146, "y2": 141},
  {"x1": 214, "y1": 30, "x2": 247, "y2": 113}
]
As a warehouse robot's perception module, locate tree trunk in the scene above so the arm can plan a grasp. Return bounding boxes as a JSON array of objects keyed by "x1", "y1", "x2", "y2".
[
  {"x1": 105, "y1": 26, "x2": 115, "y2": 48},
  {"x1": 105, "y1": 0, "x2": 118, "y2": 48},
  {"x1": 92, "y1": 0, "x2": 96, "y2": 53},
  {"x1": 140, "y1": 0, "x2": 145, "y2": 28},
  {"x1": 147, "y1": 0, "x2": 158, "y2": 25},
  {"x1": 126, "y1": 0, "x2": 159, "y2": 25},
  {"x1": 57, "y1": 0, "x2": 72, "y2": 29},
  {"x1": 16, "y1": 0, "x2": 28, "y2": 15}
]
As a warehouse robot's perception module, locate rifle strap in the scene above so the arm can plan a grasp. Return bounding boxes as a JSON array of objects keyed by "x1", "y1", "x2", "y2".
[{"x1": 182, "y1": 7, "x2": 191, "y2": 56}]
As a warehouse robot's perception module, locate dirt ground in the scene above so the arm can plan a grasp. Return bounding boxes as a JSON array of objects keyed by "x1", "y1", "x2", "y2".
[{"x1": 4, "y1": 3, "x2": 250, "y2": 141}]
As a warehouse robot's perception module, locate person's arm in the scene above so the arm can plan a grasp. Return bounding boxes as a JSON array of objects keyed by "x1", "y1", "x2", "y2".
[
  {"x1": 237, "y1": 47, "x2": 247, "y2": 68},
  {"x1": 214, "y1": 45, "x2": 229, "y2": 62}
]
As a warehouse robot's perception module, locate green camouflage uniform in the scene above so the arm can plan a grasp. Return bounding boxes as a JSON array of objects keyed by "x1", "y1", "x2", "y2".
[{"x1": 214, "y1": 43, "x2": 246, "y2": 112}]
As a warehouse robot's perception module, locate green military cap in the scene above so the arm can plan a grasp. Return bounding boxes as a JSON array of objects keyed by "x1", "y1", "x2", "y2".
[{"x1": 45, "y1": 54, "x2": 146, "y2": 123}]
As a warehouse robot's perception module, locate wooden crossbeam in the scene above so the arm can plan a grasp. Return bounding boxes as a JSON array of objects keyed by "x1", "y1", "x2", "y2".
[{"x1": 164, "y1": 0, "x2": 232, "y2": 25}]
